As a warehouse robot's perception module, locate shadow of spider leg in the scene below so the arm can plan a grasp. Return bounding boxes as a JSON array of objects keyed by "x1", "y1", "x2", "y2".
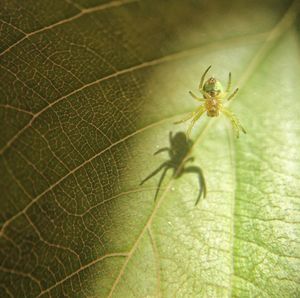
[
  {"x1": 154, "y1": 147, "x2": 170, "y2": 155},
  {"x1": 140, "y1": 131, "x2": 207, "y2": 204},
  {"x1": 181, "y1": 165, "x2": 207, "y2": 205},
  {"x1": 153, "y1": 132, "x2": 173, "y2": 155},
  {"x1": 140, "y1": 161, "x2": 172, "y2": 201}
]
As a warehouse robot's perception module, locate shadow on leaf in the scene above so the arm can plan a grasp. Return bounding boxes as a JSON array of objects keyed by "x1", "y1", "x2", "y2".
[{"x1": 140, "y1": 131, "x2": 207, "y2": 205}]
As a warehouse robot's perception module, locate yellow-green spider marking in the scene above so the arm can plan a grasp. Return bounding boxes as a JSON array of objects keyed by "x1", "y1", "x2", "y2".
[{"x1": 175, "y1": 65, "x2": 246, "y2": 139}]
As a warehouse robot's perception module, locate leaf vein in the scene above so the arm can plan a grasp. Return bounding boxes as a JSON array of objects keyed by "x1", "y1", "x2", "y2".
[
  {"x1": 36, "y1": 253, "x2": 129, "y2": 297},
  {"x1": 0, "y1": 0, "x2": 139, "y2": 58},
  {"x1": 0, "y1": 32, "x2": 268, "y2": 156},
  {"x1": 0, "y1": 114, "x2": 179, "y2": 236}
]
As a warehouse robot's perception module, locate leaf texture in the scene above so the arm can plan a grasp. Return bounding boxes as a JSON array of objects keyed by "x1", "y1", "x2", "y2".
[{"x1": 0, "y1": 0, "x2": 300, "y2": 297}]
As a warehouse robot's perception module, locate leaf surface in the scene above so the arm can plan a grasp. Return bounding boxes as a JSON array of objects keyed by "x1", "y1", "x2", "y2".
[{"x1": 0, "y1": 0, "x2": 299, "y2": 297}]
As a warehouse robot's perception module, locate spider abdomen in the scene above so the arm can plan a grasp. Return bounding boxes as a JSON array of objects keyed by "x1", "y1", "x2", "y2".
[{"x1": 205, "y1": 98, "x2": 220, "y2": 117}]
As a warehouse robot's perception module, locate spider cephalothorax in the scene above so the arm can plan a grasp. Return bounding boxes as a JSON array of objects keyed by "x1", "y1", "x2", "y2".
[{"x1": 175, "y1": 65, "x2": 246, "y2": 138}]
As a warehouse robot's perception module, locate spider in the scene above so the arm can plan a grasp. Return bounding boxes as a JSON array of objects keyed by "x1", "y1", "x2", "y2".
[{"x1": 175, "y1": 65, "x2": 246, "y2": 138}]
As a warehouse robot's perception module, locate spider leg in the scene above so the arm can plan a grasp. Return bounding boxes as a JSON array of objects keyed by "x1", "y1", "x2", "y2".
[
  {"x1": 189, "y1": 91, "x2": 205, "y2": 102},
  {"x1": 199, "y1": 65, "x2": 212, "y2": 89},
  {"x1": 182, "y1": 166, "x2": 207, "y2": 205},
  {"x1": 199, "y1": 89, "x2": 211, "y2": 98},
  {"x1": 186, "y1": 106, "x2": 206, "y2": 139},
  {"x1": 174, "y1": 111, "x2": 195, "y2": 124},
  {"x1": 227, "y1": 88, "x2": 239, "y2": 101},
  {"x1": 176, "y1": 156, "x2": 195, "y2": 178},
  {"x1": 226, "y1": 72, "x2": 232, "y2": 93},
  {"x1": 221, "y1": 107, "x2": 246, "y2": 138},
  {"x1": 140, "y1": 161, "x2": 170, "y2": 185}
]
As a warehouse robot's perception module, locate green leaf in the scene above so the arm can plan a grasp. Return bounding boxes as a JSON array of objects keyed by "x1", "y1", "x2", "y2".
[{"x1": 1, "y1": 0, "x2": 300, "y2": 297}]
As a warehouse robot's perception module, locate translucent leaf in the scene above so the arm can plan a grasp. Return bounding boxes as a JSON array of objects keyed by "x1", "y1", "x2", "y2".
[{"x1": 0, "y1": 0, "x2": 299, "y2": 297}]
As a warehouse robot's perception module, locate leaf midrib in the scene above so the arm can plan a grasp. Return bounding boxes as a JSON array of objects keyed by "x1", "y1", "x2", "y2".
[
  {"x1": 1, "y1": 1, "x2": 297, "y2": 294},
  {"x1": 0, "y1": 32, "x2": 267, "y2": 236},
  {"x1": 107, "y1": 2, "x2": 298, "y2": 296},
  {"x1": 0, "y1": 31, "x2": 267, "y2": 156}
]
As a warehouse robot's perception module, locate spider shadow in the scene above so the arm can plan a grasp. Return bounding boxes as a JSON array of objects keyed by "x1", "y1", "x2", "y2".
[{"x1": 140, "y1": 131, "x2": 207, "y2": 205}]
